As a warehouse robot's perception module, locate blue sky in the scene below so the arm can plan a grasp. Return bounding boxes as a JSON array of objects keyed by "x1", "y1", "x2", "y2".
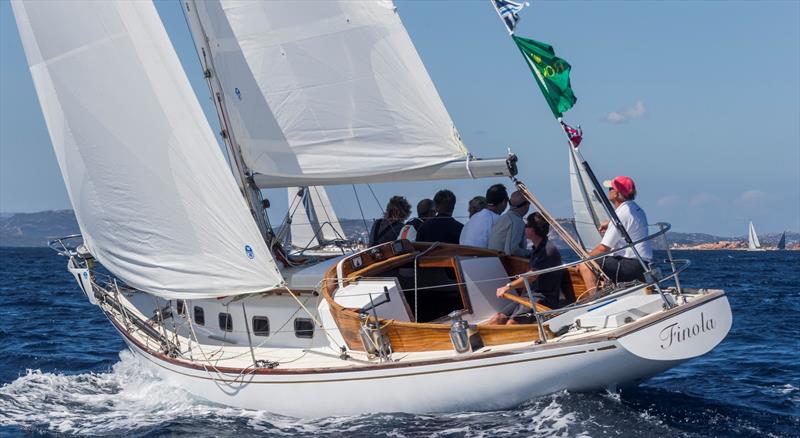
[{"x1": 1, "y1": 0, "x2": 798, "y2": 237}]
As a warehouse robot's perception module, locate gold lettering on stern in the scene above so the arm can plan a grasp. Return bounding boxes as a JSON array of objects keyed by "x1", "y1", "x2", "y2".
[{"x1": 658, "y1": 312, "x2": 716, "y2": 349}]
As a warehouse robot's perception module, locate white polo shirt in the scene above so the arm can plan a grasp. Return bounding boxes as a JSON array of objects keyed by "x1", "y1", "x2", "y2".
[
  {"x1": 459, "y1": 208, "x2": 500, "y2": 248},
  {"x1": 601, "y1": 200, "x2": 653, "y2": 261}
]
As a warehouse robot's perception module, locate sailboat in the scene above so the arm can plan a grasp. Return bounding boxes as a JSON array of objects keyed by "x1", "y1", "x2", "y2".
[
  {"x1": 747, "y1": 221, "x2": 765, "y2": 251},
  {"x1": 18, "y1": 0, "x2": 731, "y2": 417},
  {"x1": 777, "y1": 231, "x2": 786, "y2": 250},
  {"x1": 282, "y1": 186, "x2": 352, "y2": 258}
]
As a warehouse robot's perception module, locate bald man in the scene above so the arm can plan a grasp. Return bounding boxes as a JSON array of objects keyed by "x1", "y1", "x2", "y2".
[{"x1": 488, "y1": 190, "x2": 531, "y2": 257}]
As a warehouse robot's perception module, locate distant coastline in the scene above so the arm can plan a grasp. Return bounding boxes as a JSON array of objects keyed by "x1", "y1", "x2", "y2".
[
  {"x1": 671, "y1": 241, "x2": 799, "y2": 251},
  {"x1": 1, "y1": 209, "x2": 797, "y2": 250}
]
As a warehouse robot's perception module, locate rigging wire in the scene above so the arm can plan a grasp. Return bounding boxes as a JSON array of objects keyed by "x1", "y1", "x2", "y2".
[
  {"x1": 351, "y1": 185, "x2": 371, "y2": 237},
  {"x1": 366, "y1": 184, "x2": 384, "y2": 215}
]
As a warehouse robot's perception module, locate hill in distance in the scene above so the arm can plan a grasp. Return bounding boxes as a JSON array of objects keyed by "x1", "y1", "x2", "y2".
[{"x1": 1, "y1": 209, "x2": 796, "y2": 249}]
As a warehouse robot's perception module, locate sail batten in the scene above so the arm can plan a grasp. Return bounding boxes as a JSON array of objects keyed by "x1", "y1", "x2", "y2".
[{"x1": 12, "y1": 0, "x2": 283, "y2": 298}]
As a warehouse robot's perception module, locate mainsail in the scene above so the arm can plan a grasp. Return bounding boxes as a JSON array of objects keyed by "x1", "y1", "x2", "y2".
[
  {"x1": 747, "y1": 221, "x2": 762, "y2": 250},
  {"x1": 11, "y1": 0, "x2": 283, "y2": 298},
  {"x1": 288, "y1": 186, "x2": 346, "y2": 249},
  {"x1": 184, "y1": 0, "x2": 510, "y2": 188},
  {"x1": 568, "y1": 147, "x2": 609, "y2": 250}
]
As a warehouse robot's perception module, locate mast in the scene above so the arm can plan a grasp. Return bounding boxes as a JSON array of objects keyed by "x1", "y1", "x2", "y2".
[
  {"x1": 181, "y1": 1, "x2": 273, "y2": 242},
  {"x1": 489, "y1": 1, "x2": 672, "y2": 288}
]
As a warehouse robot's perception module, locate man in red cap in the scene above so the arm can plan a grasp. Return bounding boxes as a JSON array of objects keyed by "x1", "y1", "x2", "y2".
[{"x1": 579, "y1": 175, "x2": 653, "y2": 292}]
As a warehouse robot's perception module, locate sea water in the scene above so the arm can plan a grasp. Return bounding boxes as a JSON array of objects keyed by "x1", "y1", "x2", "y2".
[{"x1": 0, "y1": 248, "x2": 797, "y2": 437}]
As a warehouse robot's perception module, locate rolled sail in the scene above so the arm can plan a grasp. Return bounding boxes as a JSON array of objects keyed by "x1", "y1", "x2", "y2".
[
  {"x1": 11, "y1": 0, "x2": 284, "y2": 298},
  {"x1": 185, "y1": 0, "x2": 507, "y2": 188}
]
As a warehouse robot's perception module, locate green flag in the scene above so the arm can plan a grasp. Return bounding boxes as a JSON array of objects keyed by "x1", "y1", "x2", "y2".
[{"x1": 513, "y1": 35, "x2": 576, "y2": 118}]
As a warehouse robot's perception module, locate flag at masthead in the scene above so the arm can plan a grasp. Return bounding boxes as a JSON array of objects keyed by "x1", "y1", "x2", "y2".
[{"x1": 492, "y1": 0, "x2": 529, "y2": 34}]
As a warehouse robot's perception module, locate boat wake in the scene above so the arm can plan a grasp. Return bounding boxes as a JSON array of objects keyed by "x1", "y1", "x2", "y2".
[
  {"x1": 0, "y1": 351, "x2": 590, "y2": 437},
  {"x1": 0, "y1": 351, "x2": 206, "y2": 435},
  {"x1": 2, "y1": 349, "x2": 793, "y2": 437}
]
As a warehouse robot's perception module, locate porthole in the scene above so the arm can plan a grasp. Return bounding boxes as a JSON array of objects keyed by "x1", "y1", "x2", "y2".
[
  {"x1": 219, "y1": 312, "x2": 233, "y2": 332},
  {"x1": 176, "y1": 300, "x2": 185, "y2": 316},
  {"x1": 294, "y1": 318, "x2": 314, "y2": 339},
  {"x1": 193, "y1": 306, "x2": 205, "y2": 326},
  {"x1": 252, "y1": 316, "x2": 270, "y2": 337}
]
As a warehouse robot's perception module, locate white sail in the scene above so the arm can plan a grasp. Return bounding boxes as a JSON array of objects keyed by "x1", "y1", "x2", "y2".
[
  {"x1": 288, "y1": 186, "x2": 346, "y2": 249},
  {"x1": 568, "y1": 147, "x2": 609, "y2": 250},
  {"x1": 748, "y1": 221, "x2": 762, "y2": 250},
  {"x1": 184, "y1": 0, "x2": 509, "y2": 188},
  {"x1": 11, "y1": 0, "x2": 283, "y2": 299}
]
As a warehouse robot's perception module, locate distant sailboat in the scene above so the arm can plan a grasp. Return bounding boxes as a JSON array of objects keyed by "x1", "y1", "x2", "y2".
[
  {"x1": 777, "y1": 231, "x2": 786, "y2": 250},
  {"x1": 285, "y1": 186, "x2": 350, "y2": 257},
  {"x1": 747, "y1": 221, "x2": 765, "y2": 251}
]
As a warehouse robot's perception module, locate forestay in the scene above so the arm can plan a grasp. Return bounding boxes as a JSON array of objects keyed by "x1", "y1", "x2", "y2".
[
  {"x1": 288, "y1": 186, "x2": 346, "y2": 249},
  {"x1": 568, "y1": 147, "x2": 608, "y2": 250},
  {"x1": 12, "y1": 0, "x2": 283, "y2": 298},
  {"x1": 185, "y1": 0, "x2": 507, "y2": 188}
]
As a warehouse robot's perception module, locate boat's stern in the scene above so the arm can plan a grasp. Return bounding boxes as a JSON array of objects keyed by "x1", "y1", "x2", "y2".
[{"x1": 616, "y1": 290, "x2": 732, "y2": 362}]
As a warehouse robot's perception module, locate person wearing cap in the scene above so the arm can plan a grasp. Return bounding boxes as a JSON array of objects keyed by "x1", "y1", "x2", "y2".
[
  {"x1": 488, "y1": 190, "x2": 531, "y2": 257},
  {"x1": 579, "y1": 175, "x2": 653, "y2": 291},
  {"x1": 459, "y1": 184, "x2": 509, "y2": 248}
]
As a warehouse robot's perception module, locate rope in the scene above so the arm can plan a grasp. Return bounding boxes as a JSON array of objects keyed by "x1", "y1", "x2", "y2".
[{"x1": 465, "y1": 154, "x2": 475, "y2": 179}]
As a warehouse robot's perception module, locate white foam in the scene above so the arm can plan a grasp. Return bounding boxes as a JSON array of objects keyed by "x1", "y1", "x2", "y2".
[
  {"x1": 0, "y1": 351, "x2": 208, "y2": 435},
  {"x1": 1, "y1": 352, "x2": 583, "y2": 436},
  {"x1": 777, "y1": 383, "x2": 797, "y2": 395}
]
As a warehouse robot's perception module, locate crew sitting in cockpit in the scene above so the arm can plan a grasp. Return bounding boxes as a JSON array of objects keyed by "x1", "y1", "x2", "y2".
[{"x1": 488, "y1": 212, "x2": 575, "y2": 324}]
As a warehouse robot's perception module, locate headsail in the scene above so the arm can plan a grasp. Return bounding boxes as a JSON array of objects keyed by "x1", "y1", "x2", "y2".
[
  {"x1": 777, "y1": 232, "x2": 786, "y2": 250},
  {"x1": 11, "y1": 0, "x2": 283, "y2": 298},
  {"x1": 568, "y1": 147, "x2": 609, "y2": 250},
  {"x1": 288, "y1": 186, "x2": 346, "y2": 249},
  {"x1": 184, "y1": 0, "x2": 510, "y2": 188},
  {"x1": 747, "y1": 221, "x2": 762, "y2": 250}
]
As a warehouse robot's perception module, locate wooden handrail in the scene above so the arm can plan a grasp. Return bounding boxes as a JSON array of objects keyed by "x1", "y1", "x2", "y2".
[{"x1": 500, "y1": 292, "x2": 551, "y2": 313}]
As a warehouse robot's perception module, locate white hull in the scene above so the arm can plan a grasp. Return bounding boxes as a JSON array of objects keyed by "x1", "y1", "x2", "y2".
[{"x1": 109, "y1": 293, "x2": 731, "y2": 417}]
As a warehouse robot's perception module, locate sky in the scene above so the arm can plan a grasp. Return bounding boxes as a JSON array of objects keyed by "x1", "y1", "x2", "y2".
[{"x1": 1, "y1": 0, "x2": 798, "y2": 237}]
